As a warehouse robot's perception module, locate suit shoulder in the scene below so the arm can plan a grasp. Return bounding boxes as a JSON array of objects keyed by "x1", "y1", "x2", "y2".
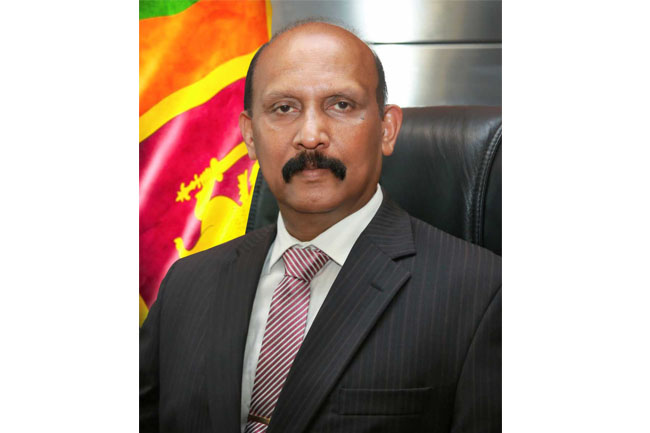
[
  {"x1": 408, "y1": 215, "x2": 501, "y2": 290},
  {"x1": 409, "y1": 215, "x2": 500, "y2": 261},
  {"x1": 154, "y1": 225, "x2": 275, "y2": 309},
  {"x1": 170, "y1": 225, "x2": 275, "y2": 275}
]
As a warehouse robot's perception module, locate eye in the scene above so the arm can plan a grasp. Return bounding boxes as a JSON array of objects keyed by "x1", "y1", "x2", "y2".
[
  {"x1": 329, "y1": 99, "x2": 355, "y2": 112},
  {"x1": 271, "y1": 103, "x2": 297, "y2": 114}
]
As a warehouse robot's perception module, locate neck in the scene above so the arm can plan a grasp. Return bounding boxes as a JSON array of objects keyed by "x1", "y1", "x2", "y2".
[{"x1": 280, "y1": 210, "x2": 343, "y2": 241}]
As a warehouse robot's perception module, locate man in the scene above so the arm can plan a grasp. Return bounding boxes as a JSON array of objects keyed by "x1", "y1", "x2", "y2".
[{"x1": 140, "y1": 21, "x2": 501, "y2": 433}]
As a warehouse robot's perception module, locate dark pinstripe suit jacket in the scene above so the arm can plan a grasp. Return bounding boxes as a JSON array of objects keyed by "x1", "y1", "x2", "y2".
[{"x1": 140, "y1": 197, "x2": 501, "y2": 433}]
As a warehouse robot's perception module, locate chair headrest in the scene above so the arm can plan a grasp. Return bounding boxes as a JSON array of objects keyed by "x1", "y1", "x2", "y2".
[{"x1": 381, "y1": 106, "x2": 501, "y2": 255}]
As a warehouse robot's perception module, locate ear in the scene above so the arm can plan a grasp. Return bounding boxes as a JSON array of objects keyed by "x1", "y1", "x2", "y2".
[
  {"x1": 380, "y1": 104, "x2": 403, "y2": 156},
  {"x1": 239, "y1": 110, "x2": 257, "y2": 160}
]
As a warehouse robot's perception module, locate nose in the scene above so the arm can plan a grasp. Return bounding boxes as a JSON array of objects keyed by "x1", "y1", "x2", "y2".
[{"x1": 293, "y1": 107, "x2": 329, "y2": 150}]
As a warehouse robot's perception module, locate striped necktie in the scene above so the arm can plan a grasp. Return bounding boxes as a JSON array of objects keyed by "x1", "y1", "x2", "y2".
[{"x1": 245, "y1": 246, "x2": 330, "y2": 432}]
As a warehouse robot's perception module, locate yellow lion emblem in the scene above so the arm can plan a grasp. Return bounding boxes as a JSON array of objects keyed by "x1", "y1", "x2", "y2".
[{"x1": 173, "y1": 142, "x2": 259, "y2": 258}]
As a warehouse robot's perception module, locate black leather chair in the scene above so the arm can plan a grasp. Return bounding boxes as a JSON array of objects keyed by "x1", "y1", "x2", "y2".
[{"x1": 245, "y1": 106, "x2": 502, "y2": 256}]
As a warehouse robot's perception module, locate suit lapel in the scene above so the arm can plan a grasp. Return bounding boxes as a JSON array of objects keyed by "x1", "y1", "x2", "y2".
[
  {"x1": 205, "y1": 226, "x2": 276, "y2": 433},
  {"x1": 268, "y1": 198, "x2": 416, "y2": 433}
]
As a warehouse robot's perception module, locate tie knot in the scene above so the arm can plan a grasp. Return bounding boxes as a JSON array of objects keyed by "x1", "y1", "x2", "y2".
[{"x1": 282, "y1": 246, "x2": 330, "y2": 282}]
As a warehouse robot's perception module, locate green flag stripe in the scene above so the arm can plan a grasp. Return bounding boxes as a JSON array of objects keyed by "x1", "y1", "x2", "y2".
[{"x1": 139, "y1": 0, "x2": 198, "y2": 20}]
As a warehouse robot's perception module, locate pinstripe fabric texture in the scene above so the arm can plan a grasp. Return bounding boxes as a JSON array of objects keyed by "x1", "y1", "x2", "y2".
[
  {"x1": 245, "y1": 247, "x2": 329, "y2": 432},
  {"x1": 140, "y1": 195, "x2": 501, "y2": 433}
]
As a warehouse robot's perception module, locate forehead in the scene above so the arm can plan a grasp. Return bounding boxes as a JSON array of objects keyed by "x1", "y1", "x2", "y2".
[{"x1": 254, "y1": 25, "x2": 378, "y2": 100}]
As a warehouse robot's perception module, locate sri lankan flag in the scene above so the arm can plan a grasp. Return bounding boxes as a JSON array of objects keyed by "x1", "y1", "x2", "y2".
[{"x1": 139, "y1": 0, "x2": 272, "y2": 326}]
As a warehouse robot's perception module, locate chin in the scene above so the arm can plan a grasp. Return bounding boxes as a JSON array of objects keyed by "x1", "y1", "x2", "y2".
[{"x1": 285, "y1": 193, "x2": 339, "y2": 215}]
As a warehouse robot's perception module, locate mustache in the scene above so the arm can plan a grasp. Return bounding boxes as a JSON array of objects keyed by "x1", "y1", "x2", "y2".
[{"x1": 281, "y1": 151, "x2": 347, "y2": 183}]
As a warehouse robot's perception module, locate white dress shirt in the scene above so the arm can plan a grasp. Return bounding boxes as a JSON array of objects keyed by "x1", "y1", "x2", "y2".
[{"x1": 239, "y1": 185, "x2": 383, "y2": 431}]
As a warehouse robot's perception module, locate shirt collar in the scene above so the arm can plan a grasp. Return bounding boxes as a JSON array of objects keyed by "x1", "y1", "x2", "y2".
[{"x1": 268, "y1": 185, "x2": 383, "y2": 269}]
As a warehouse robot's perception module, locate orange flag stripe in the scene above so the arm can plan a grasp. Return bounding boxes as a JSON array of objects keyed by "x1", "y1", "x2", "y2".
[
  {"x1": 139, "y1": 49, "x2": 257, "y2": 142},
  {"x1": 139, "y1": 0, "x2": 269, "y2": 116}
]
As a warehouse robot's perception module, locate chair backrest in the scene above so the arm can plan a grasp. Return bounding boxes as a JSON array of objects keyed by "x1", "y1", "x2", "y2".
[{"x1": 245, "y1": 105, "x2": 502, "y2": 256}]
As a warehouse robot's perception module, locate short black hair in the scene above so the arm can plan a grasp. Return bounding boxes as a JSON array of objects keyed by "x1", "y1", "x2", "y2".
[{"x1": 243, "y1": 20, "x2": 388, "y2": 117}]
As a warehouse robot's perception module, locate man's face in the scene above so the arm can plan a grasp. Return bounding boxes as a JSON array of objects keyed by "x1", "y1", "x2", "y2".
[{"x1": 240, "y1": 24, "x2": 401, "y2": 223}]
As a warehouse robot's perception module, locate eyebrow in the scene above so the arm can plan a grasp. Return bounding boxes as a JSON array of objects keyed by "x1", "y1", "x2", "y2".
[
  {"x1": 262, "y1": 86, "x2": 364, "y2": 103},
  {"x1": 262, "y1": 91, "x2": 298, "y2": 102},
  {"x1": 326, "y1": 92, "x2": 358, "y2": 100}
]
